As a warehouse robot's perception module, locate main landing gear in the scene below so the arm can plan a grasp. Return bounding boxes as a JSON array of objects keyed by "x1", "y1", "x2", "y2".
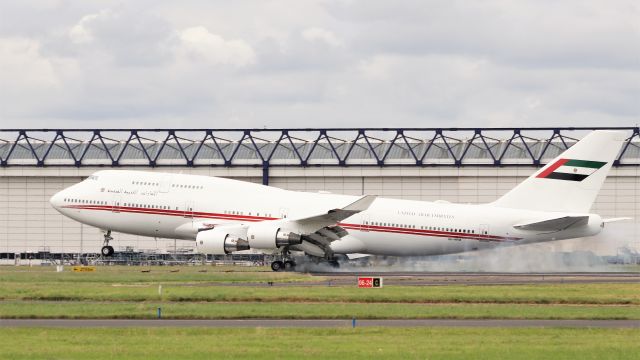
[
  {"x1": 101, "y1": 230, "x2": 114, "y2": 257},
  {"x1": 270, "y1": 248, "x2": 296, "y2": 272},
  {"x1": 271, "y1": 259, "x2": 296, "y2": 272}
]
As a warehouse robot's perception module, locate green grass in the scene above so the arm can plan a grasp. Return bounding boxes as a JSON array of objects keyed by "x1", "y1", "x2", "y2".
[
  {"x1": 1, "y1": 281, "x2": 638, "y2": 304},
  {"x1": 0, "y1": 265, "x2": 318, "y2": 284},
  {"x1": 1, "y1": 266, "x2": 638, "y2": 320},
  {"x1": 1, "y1": 300, "x2": 639, "y2": 320},
  {"x1": 1, "y1": 327, "x2": 639, "y2": 359}
]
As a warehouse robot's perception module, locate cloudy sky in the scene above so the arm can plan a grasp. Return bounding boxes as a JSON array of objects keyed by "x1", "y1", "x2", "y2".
[{"x1": 0, "y1": 0, "x2": 638, "y2": 129}]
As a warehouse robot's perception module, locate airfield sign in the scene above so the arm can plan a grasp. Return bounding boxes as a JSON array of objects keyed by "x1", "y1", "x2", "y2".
[{"x1": 358, "y1": 277, "x2": 383, "y2": 288}]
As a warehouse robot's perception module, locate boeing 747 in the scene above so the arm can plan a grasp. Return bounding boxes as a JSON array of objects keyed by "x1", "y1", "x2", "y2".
[{"x1": 50, "y1": 131, "x2": 627, "y2": 271}]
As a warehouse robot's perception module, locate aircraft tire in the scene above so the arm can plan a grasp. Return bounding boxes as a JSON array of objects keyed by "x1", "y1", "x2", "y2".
[
  {"x1": 284, "y1": 260, "x2": 296, "y2": 271},
  {"x1": 271, "y1": 260, "x2": 285, "y2": 272},
  {"x1": 101, "y1": 246, "x2": 114, "y2": 257}
]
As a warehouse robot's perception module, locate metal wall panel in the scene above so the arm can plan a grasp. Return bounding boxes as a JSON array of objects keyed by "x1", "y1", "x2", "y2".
[{"x1": 0, "y1": 168, "x2": 638, "y2": 253}]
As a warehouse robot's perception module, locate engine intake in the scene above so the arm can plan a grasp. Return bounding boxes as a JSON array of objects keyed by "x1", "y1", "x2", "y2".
[{"x1": 196, "y1": 229, "x2": 250, "y2": 255}]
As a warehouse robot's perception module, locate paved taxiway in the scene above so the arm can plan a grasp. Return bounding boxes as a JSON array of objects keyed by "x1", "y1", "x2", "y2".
[
  {"x1": 194, "y1": 272, "x2": 639, "y2": 287},
  {"x1": 2, "y1": 319, "x2": 639, "y2": 328}
]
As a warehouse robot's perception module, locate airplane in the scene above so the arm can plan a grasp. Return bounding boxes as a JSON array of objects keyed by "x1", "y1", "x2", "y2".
[{"x1": 50, "y1": 130, "x2": 628, "y2": 271}]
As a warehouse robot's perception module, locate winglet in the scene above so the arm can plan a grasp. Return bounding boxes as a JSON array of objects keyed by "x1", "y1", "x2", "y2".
[
  {"x1": 295, "y1": 195, "x2": 377, "y2": 225},
  {"x1": 342, "y1": 195, "x2": 377, "y2": 212}
]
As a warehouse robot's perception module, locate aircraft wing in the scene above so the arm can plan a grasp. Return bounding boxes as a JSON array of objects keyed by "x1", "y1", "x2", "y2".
[
  {"x1": 292, "y1": 195, "x2": 377, "y2": 227},
  {"x1": 286, "y1": 195, "x2": 376, "y2": 257},
  {"x1": 513, "y1": 215, "x2": 589, "y2": 232}
]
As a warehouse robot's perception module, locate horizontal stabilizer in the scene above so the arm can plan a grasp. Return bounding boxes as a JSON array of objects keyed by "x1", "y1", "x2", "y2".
[
  {"x1": 603, "y1": 217, "x2": 632, "y2": 223},
  {"x1": 514, "y1": 215, "x2": 589, "y2": 232},
  {"x1": 346, "y1": 253, "x2": 371, "y2": 260}
]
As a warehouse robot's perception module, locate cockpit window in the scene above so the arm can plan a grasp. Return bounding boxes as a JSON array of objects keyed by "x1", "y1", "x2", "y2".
[{"x1": 88, "y1": 175, "x2": 99, "y2": 180}]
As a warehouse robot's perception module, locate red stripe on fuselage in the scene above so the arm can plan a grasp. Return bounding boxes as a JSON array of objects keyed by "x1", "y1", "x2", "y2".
[
  {"x1": 63, "y1": 205, "x2": 521, "y2": 242},
  {"x1": 63, "y1": 205, "x2": 277, "y2": 222},
  {"x1": 340, "y1": 225, "x2": 519, "y2": 242}
]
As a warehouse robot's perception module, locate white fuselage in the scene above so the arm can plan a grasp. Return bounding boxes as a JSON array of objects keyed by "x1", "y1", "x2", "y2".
[{"x1": 50, "y1": 170, "x2": 603, "y2": 256}]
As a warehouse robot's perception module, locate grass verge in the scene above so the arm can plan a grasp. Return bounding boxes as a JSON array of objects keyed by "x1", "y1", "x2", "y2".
[
  {"x1": 1, "y1": 301, "x2": 639, "y2": 320},
  {"x1": 1, "y1": 282, "x2": 638, "y2": 304},
  {"x1": 1, "y1": 327, "x2": 639, "y2": 359}
]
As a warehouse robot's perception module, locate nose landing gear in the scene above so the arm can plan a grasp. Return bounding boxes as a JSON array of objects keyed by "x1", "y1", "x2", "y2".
[{"x1": 101, "y1": 230, "x2": 114, "y2": 257}]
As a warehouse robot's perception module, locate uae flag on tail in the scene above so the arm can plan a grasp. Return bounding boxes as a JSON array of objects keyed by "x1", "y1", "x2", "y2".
[{"x1": 536, "y1": 158, "x2": 607, "y2": 181}]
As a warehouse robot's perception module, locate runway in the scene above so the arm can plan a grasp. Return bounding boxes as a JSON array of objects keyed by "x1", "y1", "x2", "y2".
[
  {"x1": 201, "y1": 272, "x2": 640, "y2": 287},
  {"x1": 2, "y1": 319, "x2": 639, "y2": 328}
]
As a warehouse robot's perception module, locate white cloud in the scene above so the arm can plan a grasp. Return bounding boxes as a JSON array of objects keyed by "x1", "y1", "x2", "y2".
[
  {"x1": 301, "y1": 27, "x2": 343, "y2": 47},
  {"x1": 68, "y1": 9, "x2": 113, "y2": 44},
  {"x1": 177, "y1": 26, "x2": 256, "y2": 67},
  {"x1": 0, "y1": 1, "x2": 638, "y2": 128},
  {"x1": 0, "y1": 37, "x2": 64, "y2": 98},
  {"x1": 0, "y1": 36, "x2": 79, "y2": 119}
]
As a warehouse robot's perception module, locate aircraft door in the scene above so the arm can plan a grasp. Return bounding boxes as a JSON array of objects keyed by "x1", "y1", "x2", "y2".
[
  {"x1": 478, "y1": 224, "x2": 489, "y2": 238},
  {"x1": 360, "y1": 217, "x2": 370, "y2": 232},
  {"x1": 183, "y1": 201, "x2": 194, "y2": 218},
  {"x1": 111, "y1": 196, "x2": 122, "y2": 213}
]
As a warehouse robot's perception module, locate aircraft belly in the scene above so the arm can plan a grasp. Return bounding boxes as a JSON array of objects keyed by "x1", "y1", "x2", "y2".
[
  {"x1": 77, "y1": 210, "x2": 192, "y2": 240},
  {"x1": 355, "y1": 231, "x2": 495, "y2": 256}
]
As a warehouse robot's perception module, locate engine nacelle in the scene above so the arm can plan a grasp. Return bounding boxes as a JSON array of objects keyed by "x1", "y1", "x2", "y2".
[
  {"x1": 246, "y1": 221, "x2": 303, "y2": 249},
  {"x1": 195, "y1": 229, "x2": 250, "y2": 255}
]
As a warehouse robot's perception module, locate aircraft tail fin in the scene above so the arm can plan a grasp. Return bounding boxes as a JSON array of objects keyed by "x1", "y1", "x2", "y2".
[{"x1": 491, "y1": 130, "x2": 626, "y2": 213}]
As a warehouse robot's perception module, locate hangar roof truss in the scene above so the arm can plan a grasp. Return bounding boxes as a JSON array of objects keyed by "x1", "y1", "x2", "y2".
[{"x1": 1, "y1": 128, "x2": 638, "y2": 167}]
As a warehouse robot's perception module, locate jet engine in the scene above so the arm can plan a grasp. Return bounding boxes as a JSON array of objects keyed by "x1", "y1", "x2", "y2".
[
  {"x1": 246, "y1": 221, "x2": 303, "y2": 249},
  {"x1": 195, "y1": 228, "x2": 250, "y2": 255}
]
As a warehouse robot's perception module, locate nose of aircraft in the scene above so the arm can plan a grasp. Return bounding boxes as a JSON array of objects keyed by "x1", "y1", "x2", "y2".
[{"x1": 49, "y1": 190, "x2": 65, "y2": 211}]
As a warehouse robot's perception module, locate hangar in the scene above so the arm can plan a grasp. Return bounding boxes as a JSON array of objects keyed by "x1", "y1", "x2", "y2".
[{"x1": 1, "y1": 127, "x2": 639, "y2": 256}]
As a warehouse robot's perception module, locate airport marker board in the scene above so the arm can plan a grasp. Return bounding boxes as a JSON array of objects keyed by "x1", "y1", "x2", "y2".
[{"x1": 358, "y1": 277, "x2": 383, "y2": 288}]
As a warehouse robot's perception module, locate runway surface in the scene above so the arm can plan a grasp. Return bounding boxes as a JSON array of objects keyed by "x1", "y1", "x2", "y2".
[
  {"x1": 2, "y1": 319, "x2": 639, "y2": 328},
  {"x1": 197, "y1": 272, "x2": 640, "y2": 287}
]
